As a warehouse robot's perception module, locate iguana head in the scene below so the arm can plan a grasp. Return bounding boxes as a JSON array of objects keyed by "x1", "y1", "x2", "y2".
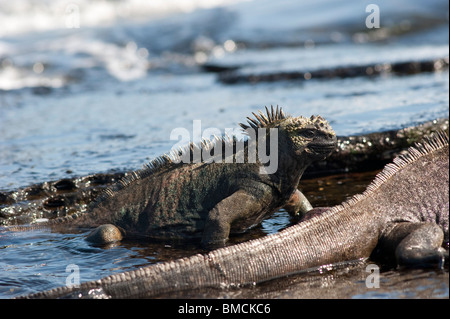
[
  {"x1": 279, "y1": 113, "x2": 336, "y2": 160},
  {"x1": 239, "y1": 106, "x2": 337, "y2": 161}
]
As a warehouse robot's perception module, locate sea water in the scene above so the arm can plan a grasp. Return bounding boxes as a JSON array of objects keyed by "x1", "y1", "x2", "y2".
[{"x1": 0, "y1": 0, "x2": 448, "y2": 298}]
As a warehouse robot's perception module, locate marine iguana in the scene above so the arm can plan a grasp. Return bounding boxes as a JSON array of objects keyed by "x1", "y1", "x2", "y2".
[
  {"x1": 19, "y1": 131, "x2": 448, "y2": 299},
  {"x1": 1, "y1": 118, "x2": 447, "y2": 228},
  {"x1": 4, "y1": 106, "x2": 337, "y2": 247}
]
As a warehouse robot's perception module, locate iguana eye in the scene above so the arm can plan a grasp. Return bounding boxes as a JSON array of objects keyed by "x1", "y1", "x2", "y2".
[{"x1": 299, "y1": 129, "x2": 315, "y2": 138}]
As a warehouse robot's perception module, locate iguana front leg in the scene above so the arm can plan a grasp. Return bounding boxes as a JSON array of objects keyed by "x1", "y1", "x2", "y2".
[
  {"x1": 282, "y1": 189, "x2": 313, "y2": 217},
  {"x1": 201, "y1": 190, "x2": 270, "y2": 248}
]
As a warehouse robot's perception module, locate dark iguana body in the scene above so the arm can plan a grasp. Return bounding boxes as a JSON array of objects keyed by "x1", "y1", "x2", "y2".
[
  {"x1": 6, "y1": 106, "x2": 336, "y2": 247},
  {"x1": 21, "y1": 131, "x2": 448, "y2": 299}
]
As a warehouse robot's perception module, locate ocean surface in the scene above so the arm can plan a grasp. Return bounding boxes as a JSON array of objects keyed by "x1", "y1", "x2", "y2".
[{"x1": 0, "y1": 0, "x2": 449, "y2": 299}]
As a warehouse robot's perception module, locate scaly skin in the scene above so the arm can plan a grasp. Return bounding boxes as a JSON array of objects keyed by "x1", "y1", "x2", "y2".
[
  {"x1": 19, "y1": 131, "x2": 448, "y2": 299},
  {"x1": 4, "y1": 106, "x2": 336, "y2": 247}
]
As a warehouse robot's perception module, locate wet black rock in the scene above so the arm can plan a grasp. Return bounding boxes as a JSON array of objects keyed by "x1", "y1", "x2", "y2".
[
  {"x1": 53, "y1": 179, "x2": 77, "y2": 191},
  {"x1": 304, "y1": 118, "x2": 449, "y2": 178},
  {"x1": 218, "y1": 57, "x2": 449, "y2": 84}
]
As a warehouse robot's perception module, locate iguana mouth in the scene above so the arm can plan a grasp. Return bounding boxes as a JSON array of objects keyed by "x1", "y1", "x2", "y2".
[{"x1": 308, "y1": 141, "x2": 336, "y2": 154}]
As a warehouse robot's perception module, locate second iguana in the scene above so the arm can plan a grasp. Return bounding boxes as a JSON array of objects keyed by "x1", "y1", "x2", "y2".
[{"x1": 7, "y1": 106, "x2": 337, "y2": 247}]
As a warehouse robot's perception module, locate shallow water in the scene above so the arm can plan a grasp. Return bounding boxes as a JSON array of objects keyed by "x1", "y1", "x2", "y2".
[
  {"x1": 1, "y1": 66, "x2": 448, "y2": 191},
  {"x1": 0, "y1": 228, "x2": 201, "y2": 297},
  {"x1": 0, "y1": 0, "x2": 449, "y2": 299},
  {"x1": 0, "y1": 171, "x2": 365, "y2": 298},
  {"x1": 1, "y1": 1, "x2": 449, "y2": 192},
  {"x1": 1, "y1": 171, "x2": 448, "y2": 299}
]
